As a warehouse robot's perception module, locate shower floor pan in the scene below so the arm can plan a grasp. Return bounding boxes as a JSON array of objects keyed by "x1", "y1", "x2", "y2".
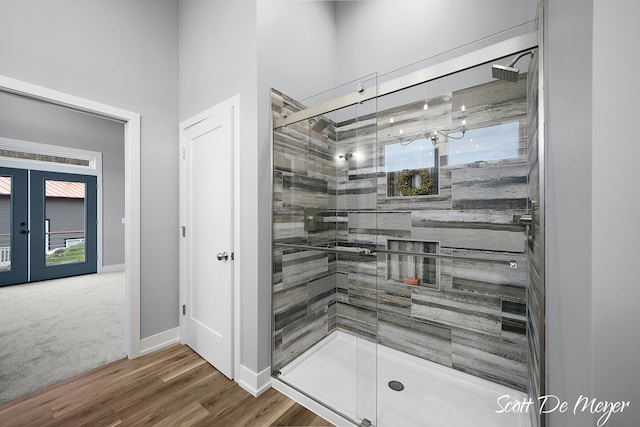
[{"x1": 278, "y1": 331, "x2": 530, "y2": 427}]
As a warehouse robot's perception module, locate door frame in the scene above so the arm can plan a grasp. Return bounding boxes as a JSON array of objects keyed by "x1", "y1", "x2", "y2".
[
  {"x1": 179, "y1": 95, "x2": 241, "y2": 380},
  {"x1": 0, "y1": 74, "x2": 142, "y2": 358}
]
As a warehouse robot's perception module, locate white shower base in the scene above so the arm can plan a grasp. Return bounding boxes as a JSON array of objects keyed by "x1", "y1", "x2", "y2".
[{"x1": 278, "y1": 331, "x2": 530, "y2": 427}]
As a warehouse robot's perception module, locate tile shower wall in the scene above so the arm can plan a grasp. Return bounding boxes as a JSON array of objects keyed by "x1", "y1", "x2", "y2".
[
  {"x1": 272, "y1": 74, "x2": 532, "y2": 391},
  {"x1": 272, "y1": 89, "x2": 339, "y2": 371},
  {"x1": 333, "y1": 76, "x2": 530, "y2": 391}
]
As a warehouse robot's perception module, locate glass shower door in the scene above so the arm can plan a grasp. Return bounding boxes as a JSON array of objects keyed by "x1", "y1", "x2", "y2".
[
  {"x1": 371, "y1": 58, "x2": 535, "y2": 427},
  {"x1": 271, "y1": 74, "x2": 379, "y2": 426}
]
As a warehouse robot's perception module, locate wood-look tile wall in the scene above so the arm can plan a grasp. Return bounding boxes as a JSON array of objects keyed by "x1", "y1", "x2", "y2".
[
  {"x1": 272, "y1": 72, "x2": 534, "y2": 393},
  {"x1": 272, "y1": 89, "x2": 340, "y2": 372}
]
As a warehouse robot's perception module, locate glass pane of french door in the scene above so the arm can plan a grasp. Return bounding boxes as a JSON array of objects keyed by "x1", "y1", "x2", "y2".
[
  {"x1": 0, "y1": 167, "x2": 28, "y2": 287},
  {"x1": 30, "y1": 170, "x2": 98, "y2": 282},
  {"x1": 44, "y1": 180, "x2": 87, "y2": 266}
]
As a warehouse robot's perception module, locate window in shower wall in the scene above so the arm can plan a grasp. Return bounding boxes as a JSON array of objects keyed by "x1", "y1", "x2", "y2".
[{"x1": 447, "y1": 121, "x2": 520, "y2": 165}]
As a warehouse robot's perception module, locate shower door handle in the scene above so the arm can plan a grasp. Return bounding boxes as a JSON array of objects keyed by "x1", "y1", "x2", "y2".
[
  {"x1": 216, "y1": 252, "x2": 229, "y2": 261},
  {"x1": 513, "y1": 213, "x2": 533, "y2": 225}
]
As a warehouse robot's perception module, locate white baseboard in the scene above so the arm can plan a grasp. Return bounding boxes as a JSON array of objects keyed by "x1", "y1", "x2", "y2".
[
  {"x1": 237, "y1": 365, "x2": 272, "y2": 397},
  {"x1": 140, "y1": 328, "x2": 179, "y2": 355},
  {"x1": 101, "y1": 263, "x2": 125, "y2": 273},
  {"x1": 272, "y1": 379, "x2": 356, "y2": 427}
]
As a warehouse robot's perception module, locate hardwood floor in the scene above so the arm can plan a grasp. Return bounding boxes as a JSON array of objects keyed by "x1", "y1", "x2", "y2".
[{"x1": 0, "y1": 344, "x2": 333, "y2": 427}]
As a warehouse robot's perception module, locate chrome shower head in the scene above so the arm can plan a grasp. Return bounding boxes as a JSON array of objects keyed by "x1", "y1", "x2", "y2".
[
  {"x1": 492, "y1": 64, "x2": 520, "y2": 82},
  {"x1": 309, "y1": 117, "x2": 330, "y2": 133},
  {"x1": 491, "y1": 50, "x2": 534, "y2": 83}
]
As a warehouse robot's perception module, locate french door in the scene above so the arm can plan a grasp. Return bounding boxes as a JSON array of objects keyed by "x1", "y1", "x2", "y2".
[{"x1": 0, "y1": 167, "x2": 97, "y2": 287}]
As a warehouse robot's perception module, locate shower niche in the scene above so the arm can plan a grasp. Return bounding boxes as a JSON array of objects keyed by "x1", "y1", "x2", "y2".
[
  {"x1": 271, "y1": 34, "x2": 542, "y2": 427},
  {"x1": 386, "y1": 239, "x2": 439, "y2": 289}
]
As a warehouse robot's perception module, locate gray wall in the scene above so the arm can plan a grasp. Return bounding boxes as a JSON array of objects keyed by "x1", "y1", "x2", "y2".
[
  {"x1": 591, "y1": 0, "x2": 640, "y2": 425},
  {"x1": 181, "y1": 0, "x2": 345, "y2": 375},
  {"x1": 0, "y1": 0, "x2": 180, "y2": 338},
  {"x1": 547, "y1": 0, "x2": 640, "y2": 425},
  {"x1": 179, "y1": 0, "x2": 261, "y2": 370},
  {"x1": 545, "y1": 1, "x2": 594, "y2": 424},
  {"x1": 257, "y1": 0, "x2": 341, "y2": 373},
  {"x1": 335, "y1": 0, "x2": 538, "y2": 84},
  {"x1": 0, "y1": 92, "x2": 125, "y2": 267}
]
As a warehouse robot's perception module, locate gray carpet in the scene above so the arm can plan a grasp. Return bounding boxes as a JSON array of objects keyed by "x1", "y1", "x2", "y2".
[{"x1": 0, "y1": 271, "x2": 125, "y2": 404}]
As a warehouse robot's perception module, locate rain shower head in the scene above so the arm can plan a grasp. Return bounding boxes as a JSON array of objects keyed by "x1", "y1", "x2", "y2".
[
  {"x1": 492, "y1": 64, "x2": 520, "y2": 82},
  {"x1": 309, "y1": 117, "x2": 330, "y2": 133},
  {"x1": 491, "y1": 50, "x2": 534, "y2": 83}
]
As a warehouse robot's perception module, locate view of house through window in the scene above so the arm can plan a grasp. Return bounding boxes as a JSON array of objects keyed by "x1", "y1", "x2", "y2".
[
  {"x1": 44, "y1": 180, "x2": 86, "y2": 266},
  {"x1": 0, "y1": 176, "x2": 12, "y2": 272}
]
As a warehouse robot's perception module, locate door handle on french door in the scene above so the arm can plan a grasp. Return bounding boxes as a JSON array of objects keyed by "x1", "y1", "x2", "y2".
[
  {"x1": 217, "y1": 252, "x2": 229, "y2": 261},
  {"x1": 19, "y1": 230, "x2": 30, "y2": 235}
]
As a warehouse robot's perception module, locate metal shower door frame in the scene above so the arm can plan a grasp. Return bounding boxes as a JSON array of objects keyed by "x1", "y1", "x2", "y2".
[{"x1": 274, "y1": 31, "x2": 538, "y2": 128}]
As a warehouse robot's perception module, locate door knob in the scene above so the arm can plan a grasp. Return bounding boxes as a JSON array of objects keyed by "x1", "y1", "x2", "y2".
[
  {"x1": 217, "y1": 252, "x2": 229, "y2": 261},
  {"x1": 20, "y1": 230, "x2": 30, "y2": 235}
]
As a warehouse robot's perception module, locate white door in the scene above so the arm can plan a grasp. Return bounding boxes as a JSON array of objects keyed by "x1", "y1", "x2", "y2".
[{"x1": 180, "y1": 99, "x2": 235, "y2": 379}]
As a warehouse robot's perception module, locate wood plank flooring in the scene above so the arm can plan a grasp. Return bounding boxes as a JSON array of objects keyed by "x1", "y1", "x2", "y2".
[{"x1": 0, "y1": 344, "x2": 333, "y2": 427}]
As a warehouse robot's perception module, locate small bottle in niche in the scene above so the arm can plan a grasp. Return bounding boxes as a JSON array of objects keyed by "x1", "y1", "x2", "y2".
[{"x1": 403, "y1": 277, "x2": 420, "y2": 286}]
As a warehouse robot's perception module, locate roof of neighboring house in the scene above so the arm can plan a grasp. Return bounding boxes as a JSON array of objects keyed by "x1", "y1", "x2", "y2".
[
  {"x1": 0, "y1": 176, "x2": 85, "y2": 198},
  {"x1": 0, "y1": 176, "x2": 9, "y2": 196}
]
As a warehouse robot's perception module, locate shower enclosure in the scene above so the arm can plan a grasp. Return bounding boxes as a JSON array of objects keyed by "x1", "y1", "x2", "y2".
[{"x1": 271, "y1": 31, "x2": 543, "y2": 427}]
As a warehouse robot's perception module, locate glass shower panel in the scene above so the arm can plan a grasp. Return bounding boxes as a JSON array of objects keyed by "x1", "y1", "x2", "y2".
[
  {"x1": 334, "y1": 77, "x2": 379, "y2": 425},
  {"x1": 372, "y1": 59, "x2": 532, "y2": 427},
  {"x1": 271, "y1": 73, "x2": 379, "y2": 426}
]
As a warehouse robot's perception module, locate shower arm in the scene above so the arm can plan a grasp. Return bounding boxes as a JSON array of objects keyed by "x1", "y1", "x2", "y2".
[{"x1": 507, "y1": 50, "x2": 534, "y2": 67}]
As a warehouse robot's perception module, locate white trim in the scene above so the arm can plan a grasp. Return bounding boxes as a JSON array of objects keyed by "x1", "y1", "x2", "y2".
[
  {"x1": 271, "y1": 379, "x2": 357, "y2": 427},
  {"x1": 232, "y1": 97, "x2": 241, "y2": 382},
  {"x1": 179, "y1": 95, "x2": 241, "y2": 379},
  {"x1": 0, "y1": 74, "x2": 141, "y2": 359},
  {"x1": 237, "y1": 365, "x2": 272, "y2": 397},
  {"x1": 0, "y1": 136, "x2": 100, "y2": 174},
  {"x1": 140, "y1": 328, "x2": 180, "y2": 355},
  {"x1": 101, "y1": 263, "x2": 125, "y2": 273}
]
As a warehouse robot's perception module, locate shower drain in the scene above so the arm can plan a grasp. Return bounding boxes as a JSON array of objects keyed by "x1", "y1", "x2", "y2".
[{"x1": 388, "y1": 380, "x2": 405, "y2": 391}]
